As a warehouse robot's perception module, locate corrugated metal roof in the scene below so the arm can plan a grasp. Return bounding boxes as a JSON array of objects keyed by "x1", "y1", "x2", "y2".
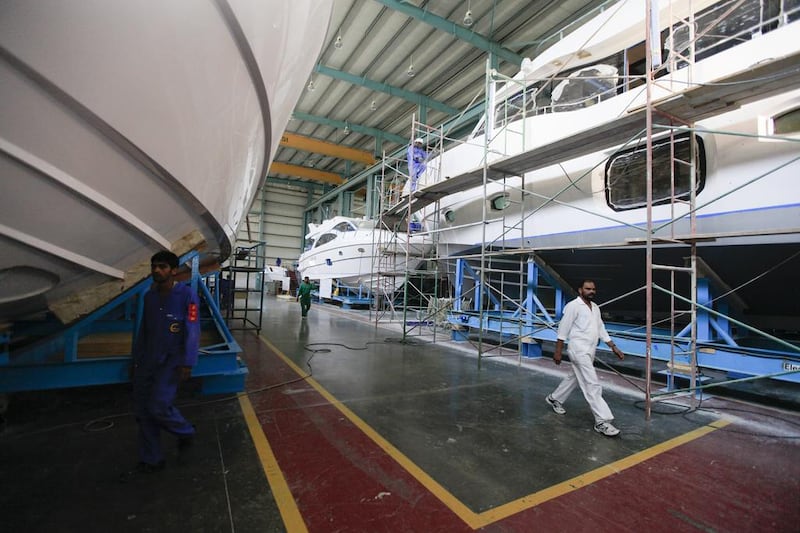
[{"x1": 274, "y1": 0, "x2": 617, "y2": 186}]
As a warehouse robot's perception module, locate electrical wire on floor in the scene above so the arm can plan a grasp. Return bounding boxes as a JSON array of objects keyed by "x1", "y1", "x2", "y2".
[
  {"x1": 592, "y1": 352, "x2": 800, "y2": 439},
  {"x1": 3, "y1": 336, "x2": 435, "y2": 440}
]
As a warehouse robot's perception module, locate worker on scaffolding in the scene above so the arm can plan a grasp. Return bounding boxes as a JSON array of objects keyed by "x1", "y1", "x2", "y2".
[{"x1": 406, "y1": 137, "x2": 428, "y2": 192}]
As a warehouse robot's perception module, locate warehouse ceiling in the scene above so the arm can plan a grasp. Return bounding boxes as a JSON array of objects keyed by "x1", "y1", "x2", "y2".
[{"x1": 270, "y1": 0, "x2": 616, "y2": 189}]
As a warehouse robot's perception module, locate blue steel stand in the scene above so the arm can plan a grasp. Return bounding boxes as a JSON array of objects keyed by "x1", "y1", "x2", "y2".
[
  {"x1": 331, "y1": 281, "x2": 372, "y2": 308},
  {"x1": 449, "y1": 257, "x2": 567, "y2": 359},
  {"x1": 447, "y1": 257, "x2": 800, "y2": 384},
  {"x1": 0, "y1": 251, "x2": 247, "y2": 394}
]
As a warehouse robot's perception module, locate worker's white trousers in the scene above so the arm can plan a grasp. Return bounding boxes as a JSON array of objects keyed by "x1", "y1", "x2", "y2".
[{"x1": 550, "y1": 350, "x2": 614, "y2": 423}]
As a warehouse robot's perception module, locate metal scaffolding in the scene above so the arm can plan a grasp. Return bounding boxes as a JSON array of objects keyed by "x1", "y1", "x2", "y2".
[
  {"x1": 374, "y1": 0, "x2": 800, "y2": 412},
  {"x1": 371, "y1": 118, "x2": 443, "y2": 341}
]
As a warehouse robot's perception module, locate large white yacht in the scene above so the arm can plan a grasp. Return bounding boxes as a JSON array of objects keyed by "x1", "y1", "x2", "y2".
[
  {"x1": 0, "y1": 0, "x2": 333, "y2": 321},
  {"x1": 405, "y1": 0, "x2": 800, "y2": 326}
]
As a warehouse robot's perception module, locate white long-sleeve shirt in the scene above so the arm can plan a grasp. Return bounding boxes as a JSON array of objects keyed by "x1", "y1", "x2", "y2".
[{"x1": 557, "y1": 296, "x2": 611, "y2": 357}]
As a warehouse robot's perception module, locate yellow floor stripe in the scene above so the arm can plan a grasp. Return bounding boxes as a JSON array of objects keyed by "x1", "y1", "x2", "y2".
[
  {"x1": 258, "y1": 335, "x2": 482, "y2": 527},
  {"x1": 258, "y1": 334, "x2": 728, "y2": 530},
  {"x1": 476, "y1": 420, "x2": 730, "y2": 526},
  {"x1": 238, "y1": 392, "x2": 308, "y2": 533}
]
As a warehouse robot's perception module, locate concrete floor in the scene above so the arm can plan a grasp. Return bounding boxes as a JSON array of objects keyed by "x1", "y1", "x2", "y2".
[{"x1": 2, "y1": 296, "x2": 799, "y2": 531}]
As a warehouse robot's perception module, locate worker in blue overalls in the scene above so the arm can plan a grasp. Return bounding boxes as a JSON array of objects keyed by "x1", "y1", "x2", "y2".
[
  {"x1": 122, "y1": 250, "x2": 200, "y2": 479},
  {"x1": 406, "y1": 137, "x2": 428, "y2": 192}
]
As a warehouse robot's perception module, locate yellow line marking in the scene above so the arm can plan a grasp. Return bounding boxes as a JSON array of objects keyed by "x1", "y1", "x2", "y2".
[
  {"x1": 257, "y1": 334, "x2": 729, "y2": 529},
  {"x1": 478, "y1": 420, "x2": 731, "y2": 526},
  {"x1": 238, "y1": 392, "x2": 308, "y2": 533},
  {"x1": 258, "y1": 335, "x2": 480, "y2": 526}
]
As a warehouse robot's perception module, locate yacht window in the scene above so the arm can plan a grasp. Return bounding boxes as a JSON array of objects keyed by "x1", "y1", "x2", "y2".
[
  {"x1": 605, "y1": 134, "x2": 706, "y2": 211},
  {"x1": 443, "y1": 209, "x2": 455, "y2": 223},
  {"x1": 304, "y1": 238, "x2": 315, "y2": 252},
  {"x1": 773, "y1": 108, "x2": 800, "y2": 135},
  {"x1": 666, "y1": 0, "x2": 781, "y2": 65},
  {"x1": 332, "y1": 222, "x2": 356, "y2": 232},
  {"x1": 315, "y1": 233, "x2": 337, "y2": 246},
  {"x1": 494, "y1": 86, "x2": 538, "y2": 129},
  {"x1": 551, "y1": 64, "x2": 619, "y2": 112},
  {"x1": 490, "y1": 193, "x2": 511, "y2": 211}
]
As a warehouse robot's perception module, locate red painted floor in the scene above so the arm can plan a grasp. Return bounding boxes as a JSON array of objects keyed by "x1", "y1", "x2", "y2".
[{"x1": 239, "y1": 330, "x2": 800, "y2": 532}]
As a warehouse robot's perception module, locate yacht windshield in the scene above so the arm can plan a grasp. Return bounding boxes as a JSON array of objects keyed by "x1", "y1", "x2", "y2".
[
  {"x1": 332, "y1": 221, "x2": 356, "y2": 232},
  {"x1": 315, "y1": 233, "x2": 337, "y2": 247}
]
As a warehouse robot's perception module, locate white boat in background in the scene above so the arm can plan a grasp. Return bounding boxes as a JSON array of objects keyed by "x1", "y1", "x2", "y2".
[
  {"x1": 298, "y1": 216, "x2": 432, "y2": 292},
  {"x1": 404, "y1": 0, "x2": 800, "y2": 328},
  {"x1": 0, "y1": 0, "x2": 332, "y2": 321},
  {"x1": 263, "y1": 264, "x2": 291, "y2": 293}
]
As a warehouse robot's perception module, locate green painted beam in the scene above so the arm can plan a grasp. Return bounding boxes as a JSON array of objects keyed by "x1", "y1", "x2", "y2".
[
  {"x1": 292, "y1": 111, "x2": 408, "y2": 145},
  {"x1": 314, "y1": 64, "x2": 459, "y2": 116},
  {"x1": 374, "y1": 0, "x2": 523, "y2": 67}
]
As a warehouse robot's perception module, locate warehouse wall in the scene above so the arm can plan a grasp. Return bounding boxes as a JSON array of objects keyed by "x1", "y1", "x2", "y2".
[{"x1": 233, "y1": 181, "x2": 367, "y2": 270}]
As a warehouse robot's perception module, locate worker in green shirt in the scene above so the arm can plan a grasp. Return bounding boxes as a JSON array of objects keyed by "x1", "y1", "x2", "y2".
[{"x1": 297, "y1": 276, "x2": 313, "y2": 319}]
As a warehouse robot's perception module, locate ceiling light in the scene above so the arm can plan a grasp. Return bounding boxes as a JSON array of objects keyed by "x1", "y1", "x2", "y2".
[
  {"x1": 307, "y1": 78, "x2": 315, "y2": 92},
  {"x1": 407, "y1": 55, "x2": 415, "y2": 77},
  {"x1": 343, "y1": 123, "x2": 350, "y2": 135},
  {"x1": 370, "y1": 100, "x2": 377, "y2": 111},
  {"x1": 334, "y1": 33, "x2": 343, "y2": 49},
  {"x1": 463, "y1": 1, "x2": 473, "y2": 27}
]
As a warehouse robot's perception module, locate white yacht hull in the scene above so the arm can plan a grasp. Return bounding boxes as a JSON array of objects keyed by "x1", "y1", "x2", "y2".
[
  {"x1": 298, "y1": 217, "x2": 432, "y2": 292},
  {"x1": 0, "y1": 0, "x2": 332, "y2": 320},
  {"x1": 415, "y1": 0, "x2": 800, "y2": 255}
]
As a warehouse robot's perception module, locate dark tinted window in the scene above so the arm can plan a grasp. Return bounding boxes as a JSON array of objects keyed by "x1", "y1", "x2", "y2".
[
  {"x1": 332, "y1": 222, "x2": 355, "y2": 232},
  {"x1": 606, "y1": 134, "x2": 705, "y2": 211},
  {"x1": 315, "y1": 233, "x2": 337, "y2": 246},
  {"x1": 774, "y1": 107, "x2": 800, "y2": 135}
]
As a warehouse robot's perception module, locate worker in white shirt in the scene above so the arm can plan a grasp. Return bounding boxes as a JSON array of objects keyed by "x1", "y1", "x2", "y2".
[{"x1": 545, "y1": 279, "x2": 625, "y2": 437}]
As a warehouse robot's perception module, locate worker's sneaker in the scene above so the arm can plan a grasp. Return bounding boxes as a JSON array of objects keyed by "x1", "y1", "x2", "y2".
[
  {"x1": 545, "y1": 395, "x2": 566, "y2": 415},
  {"x1": 594, "y1": 421, "x2": 620, "y2": 437}
]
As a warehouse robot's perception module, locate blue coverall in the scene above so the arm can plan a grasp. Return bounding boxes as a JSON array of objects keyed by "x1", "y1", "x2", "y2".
[
  {"x1": 407, "y1": 143, "x2": 427, "y2": 191},
  {"x1": 132, "y1": 282, "x2": 200, "y2": 465}
]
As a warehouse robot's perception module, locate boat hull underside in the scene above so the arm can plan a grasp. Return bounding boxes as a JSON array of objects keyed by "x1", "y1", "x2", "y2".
[{"x1": 0, "y1": 0, "x2": 331, "y2": 321}]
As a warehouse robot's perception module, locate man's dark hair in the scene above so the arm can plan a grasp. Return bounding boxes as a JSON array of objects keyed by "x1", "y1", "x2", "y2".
[
  {"x1": 579, "y1": 279, "x2": 596, "y2": 288},
  {"x1": 151, "y1": 250, "x2": 179, "y2": 269}
]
